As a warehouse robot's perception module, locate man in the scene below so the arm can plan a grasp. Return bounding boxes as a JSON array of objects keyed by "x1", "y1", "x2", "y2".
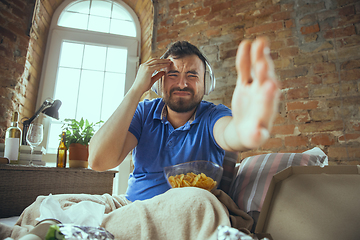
[
  {"x1": 88, "y1": 37, "x2": 280, "y2": 202},
  {"x1": 2, "y1": 38, "x2": 280, "y2": 240}
]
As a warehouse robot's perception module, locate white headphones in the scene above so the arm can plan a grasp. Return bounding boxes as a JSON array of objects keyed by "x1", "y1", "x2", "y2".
[{"x1": 151, "y1": 53, "x2": 216, "y2": 96}]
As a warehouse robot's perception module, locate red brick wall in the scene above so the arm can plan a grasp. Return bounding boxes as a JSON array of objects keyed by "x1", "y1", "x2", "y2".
[
  {"x1": 152, "y1": 0, "x2": 360, "y2": 165},
  {"x1": 0, "y1": 0, "x2": 36, "y2": 140}
]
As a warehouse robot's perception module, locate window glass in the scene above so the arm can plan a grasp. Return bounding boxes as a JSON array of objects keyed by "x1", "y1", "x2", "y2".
[
  {"x1": 77, "y1": 69, "x2": 103, "y2": 123},
  {"x1": 47, "y1": 40, "x2": 129, "y2": 151},
  {"x1": 112, "y1": 4, "x2": 133, "y2": 21},
  {"x1": 82, "y1": 45, "x2": 107, "y2": 71},
  {"x1": 67, "y1": 0, "x2": 90, "y2": 14},
  {"x1": 58, "y1": 12, "x2": 88, "y2": 30},
  {"x1": 102, "y1": 72, "x2": 125, "y2": 120},
  {"x1": 106, "y1": 48, "x2": 127, "y2": 73},
  {"x1": 58, "y1": 0, "x2": 136, "y2": 37},
  {"x1": 90, "y1": 0, "x2": 111, "y2": 18},
  {"x1": 55, "y1": 67, "x2": 80, "y2": 118},
  {"x1": 59, "y1": 42, "x2": 84, "y2": 68},
  {"x1": 110, "y1": 19, "x2": 136, "y2": 37},
  {"x1": 88, "y1": 15, "x2": 110, "y2": 33}
]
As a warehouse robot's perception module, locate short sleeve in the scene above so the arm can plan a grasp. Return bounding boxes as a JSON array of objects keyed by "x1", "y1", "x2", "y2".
[{"x1": 128, "y1": 102, "x2": 144, "y2": 142}]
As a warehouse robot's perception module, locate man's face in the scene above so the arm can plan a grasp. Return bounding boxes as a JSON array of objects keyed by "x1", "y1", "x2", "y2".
[{"x1": 162, "y1": 54, "x2": 205, "y2": 113}]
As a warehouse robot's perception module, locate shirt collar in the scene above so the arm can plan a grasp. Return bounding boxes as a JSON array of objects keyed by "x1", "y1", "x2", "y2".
[{"x1": 160, "y1": 103, "x2": 197, "y2": 124}]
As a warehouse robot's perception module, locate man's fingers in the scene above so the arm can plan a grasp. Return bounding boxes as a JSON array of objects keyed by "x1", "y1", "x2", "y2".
[
  {"x1": 250, "y1": 37, "x2": 273, "y2": 85},
  {"x1": 145, "y1": 58, "x2": 171, "y2": 72},
  {"x1": 253, "y1": 59, "x2": 269, "y2": 85},
  {"x1": 134, "y1": 58, "x2": 170, "y2": 93},
  {"x1": 236, "y1": 40, "x2": 252, "y2": 84},
  {"x1": 250, "y1": 37, "x2": 269, "y2": 64},
  {"x1": 147, "y1": 58, "x2": 171, "y2": 65},
  {"x1": 258, "y1": 79, "x2": 281, "y2": 130}
]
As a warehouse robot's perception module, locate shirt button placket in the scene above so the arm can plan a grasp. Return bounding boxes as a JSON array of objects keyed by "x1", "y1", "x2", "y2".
[{"x1": 167, "y1": 131, "x2": 178, "y2": 148}]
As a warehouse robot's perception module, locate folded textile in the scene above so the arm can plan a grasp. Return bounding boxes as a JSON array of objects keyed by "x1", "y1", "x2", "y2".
[
  {"x1": 212, "y1": 189, "x2": 253, "y2": 233},
  {"x1": 5, "y1": 188, "x2": 253, "y2": 240},
  {"x1": 101, "y1": 188, "x2": 253, "y2": 240}
]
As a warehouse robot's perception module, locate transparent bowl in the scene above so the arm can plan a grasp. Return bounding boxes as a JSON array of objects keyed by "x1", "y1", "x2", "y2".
[{"x1": 163, "y1": 160, "x2": 223, "y2": 191}]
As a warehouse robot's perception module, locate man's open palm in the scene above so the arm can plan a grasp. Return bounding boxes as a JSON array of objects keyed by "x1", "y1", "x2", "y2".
[{"x1": 231, "y1": 37, "x2": 281, "y2": 149}]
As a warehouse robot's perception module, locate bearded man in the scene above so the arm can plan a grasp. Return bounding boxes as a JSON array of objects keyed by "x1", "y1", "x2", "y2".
[{"x1": 89, "y1": 38, "x2": 280, "y2": 202}]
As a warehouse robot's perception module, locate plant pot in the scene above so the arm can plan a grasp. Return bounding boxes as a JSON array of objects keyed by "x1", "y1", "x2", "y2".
[{"x1": 69, "y1": 143, "x2": 89, "y2": 168}]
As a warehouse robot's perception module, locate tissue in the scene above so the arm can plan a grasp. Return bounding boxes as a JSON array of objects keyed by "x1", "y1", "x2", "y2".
[{"x1": 36, "y1": 194, "x2": 105, "y2": 227}]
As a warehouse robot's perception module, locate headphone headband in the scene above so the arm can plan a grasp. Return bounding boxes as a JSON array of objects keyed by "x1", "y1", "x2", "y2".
[{"x1": 151, "y1": 52, "x2": 216, "y2": 96}]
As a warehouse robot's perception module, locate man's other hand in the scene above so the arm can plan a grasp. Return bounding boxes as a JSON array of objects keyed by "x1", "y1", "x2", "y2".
[{"x1": 231, "y1": 37, "x2": 281, "y2": 149}]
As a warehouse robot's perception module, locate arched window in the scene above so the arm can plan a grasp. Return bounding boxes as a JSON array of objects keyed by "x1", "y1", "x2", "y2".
[
  {"x1": 58, "y1": 0, "x2": 137, "y2": 37},
  {"x1": 38, "y1": 0, "x2": 140, "y2": 159}
]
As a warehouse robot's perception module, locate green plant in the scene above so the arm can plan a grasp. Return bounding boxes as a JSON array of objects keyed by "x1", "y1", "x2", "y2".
[{"x1": 60, "y1": 118, "x2": 103, "y2": 149}]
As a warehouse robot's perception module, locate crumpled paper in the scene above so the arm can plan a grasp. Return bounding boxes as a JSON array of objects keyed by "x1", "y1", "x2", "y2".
[{"x1": 36, "y1": 194, "x2": 105, "y2": 227}]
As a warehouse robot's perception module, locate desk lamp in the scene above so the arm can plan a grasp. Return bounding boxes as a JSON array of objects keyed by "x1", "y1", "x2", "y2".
[{"x1": 22, "y1": 99, "x2": 62, "y2": 145}]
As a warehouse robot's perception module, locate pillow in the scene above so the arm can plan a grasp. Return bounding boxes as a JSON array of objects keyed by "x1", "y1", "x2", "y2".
[{"x1": 228, "y1": 148, "x2": 328, "y2": 231}]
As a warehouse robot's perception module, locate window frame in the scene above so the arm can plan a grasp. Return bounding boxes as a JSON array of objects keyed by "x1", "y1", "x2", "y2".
[{"x1": 37, "y1": 0, "x2": 141, "y2": 162}]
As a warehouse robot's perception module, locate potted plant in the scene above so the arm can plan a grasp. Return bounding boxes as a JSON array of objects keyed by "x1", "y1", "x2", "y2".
[{"x1": 60, "y1": 117, "x2": 103, "y2": 168}]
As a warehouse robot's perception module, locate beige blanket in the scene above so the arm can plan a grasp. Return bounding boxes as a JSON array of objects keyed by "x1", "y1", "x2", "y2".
[{"x1": 2, "y1": 187, "x2": 253, "y2": 240}]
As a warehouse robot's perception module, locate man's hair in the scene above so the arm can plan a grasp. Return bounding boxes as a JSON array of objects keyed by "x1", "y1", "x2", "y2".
[
  {"x1": 162, "y1": 41, "x2": 207, "y2": 69},
  {"x1": 152, "y1": 40, "x2": 215, "y2": 95}
]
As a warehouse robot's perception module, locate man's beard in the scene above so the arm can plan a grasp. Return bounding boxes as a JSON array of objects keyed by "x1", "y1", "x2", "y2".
[{"x1": 163, "y1": 87, "x2": 203, "y2": 113}]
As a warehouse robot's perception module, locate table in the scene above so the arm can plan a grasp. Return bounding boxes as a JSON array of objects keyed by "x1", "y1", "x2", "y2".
[{"x1": 0, "y1": 164, "x2": 117, "y2": 218}]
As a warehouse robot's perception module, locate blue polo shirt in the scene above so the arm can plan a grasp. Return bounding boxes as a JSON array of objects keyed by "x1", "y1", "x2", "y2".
[{"x1": 125, "y1": 98, "x2": 232, "y2": 202}]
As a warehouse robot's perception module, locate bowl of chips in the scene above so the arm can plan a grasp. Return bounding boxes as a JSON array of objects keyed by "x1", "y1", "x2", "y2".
[{"x1": 164, "y1": 160, "x2": 223, "y2": 191}]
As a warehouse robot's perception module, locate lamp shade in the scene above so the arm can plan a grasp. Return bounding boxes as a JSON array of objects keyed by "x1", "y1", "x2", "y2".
[
  {"x1": 22, "y1": 99, "x2": 62, "y2": 145},
  {"x1": 42, "y1": 99, "x2": 61, "y2": 120}
]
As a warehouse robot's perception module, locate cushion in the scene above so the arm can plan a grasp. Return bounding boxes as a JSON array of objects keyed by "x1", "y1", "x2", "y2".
[{"x1": 228, "y1": 147, "x2": 328, "y2": 230}]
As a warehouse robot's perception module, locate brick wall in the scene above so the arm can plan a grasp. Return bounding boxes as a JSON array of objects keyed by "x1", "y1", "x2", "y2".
[
  {"x1": 1, "y1": 0, "x2": 359, "y2": 165},
  {"x1": 0, "y1": 0, "x2": 153, "y2": 141},
  {"x1": 0, "y1": 0, "x2": 36, "y2": 141},
  {"x1": 152, "y1": 0, "x2": 360, "y2": 165}
]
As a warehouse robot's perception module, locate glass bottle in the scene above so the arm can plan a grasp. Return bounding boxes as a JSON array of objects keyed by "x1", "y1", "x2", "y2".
[
  {"x1": 4, "y1": 112, "x2": 22, "y2": 164},
  {"x1": 57, "y1": 131, "x2": 67, "y2": 168}
]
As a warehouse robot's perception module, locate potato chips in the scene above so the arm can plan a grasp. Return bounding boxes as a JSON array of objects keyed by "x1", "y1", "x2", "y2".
[{"x1": 168, "y1": 172, "x2": 217, "y2": 191}]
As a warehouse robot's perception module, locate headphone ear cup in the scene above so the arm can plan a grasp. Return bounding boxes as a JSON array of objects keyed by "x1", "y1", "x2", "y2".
[
  {"x1": 151, "y1": 77, "x2": 162, "y2": 96},
  {"x1": 204, "y1": 70, "x2": 211, "y2": 95},
  {"x1": 153, "y1": 53, "x2": 166, "y2": 96},
  {"x1": 204, "y1": 61, "x2": 215, "y2": 95},
  {"x1": 151, "y1": 82, "x2": 157, "y2": 94}
]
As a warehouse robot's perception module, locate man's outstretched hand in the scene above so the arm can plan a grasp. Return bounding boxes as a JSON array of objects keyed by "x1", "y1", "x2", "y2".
[{"x1": 230, "y1": 37, "x2": 281, "y2": 150}]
